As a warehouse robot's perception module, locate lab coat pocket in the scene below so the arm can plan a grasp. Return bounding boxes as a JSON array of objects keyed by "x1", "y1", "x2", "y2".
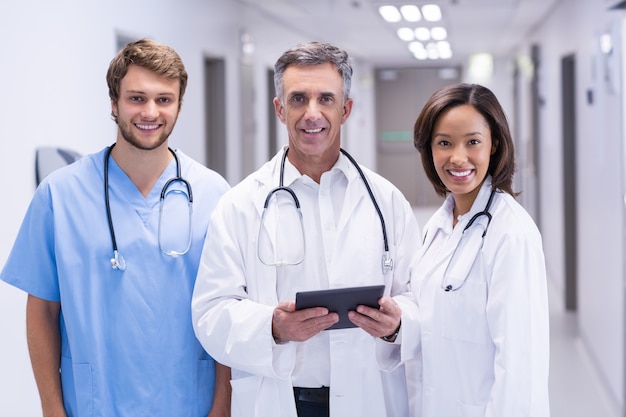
[
  {"x1": 231, "y1": 375, "x2": 261, "y2": 417},
  {"x1": 456, "y1": 401, "x2": 486, "y2": 417},
  {"x1": 442, "y1": 280, "x2": 489, "y2": 344}
]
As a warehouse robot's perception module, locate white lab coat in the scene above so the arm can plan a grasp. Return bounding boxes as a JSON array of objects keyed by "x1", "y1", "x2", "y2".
[
  {"x1": 383, "y1": 178, "x2": 550, "y2": 417},
  {"x1": 192, "y1": 149, "x2": 421, "y2": 417}
]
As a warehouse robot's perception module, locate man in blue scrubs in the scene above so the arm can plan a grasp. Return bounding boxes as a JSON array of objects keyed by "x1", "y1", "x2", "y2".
[{"x1": 1, "y1": 39, "x2": 231, "y2": 416}]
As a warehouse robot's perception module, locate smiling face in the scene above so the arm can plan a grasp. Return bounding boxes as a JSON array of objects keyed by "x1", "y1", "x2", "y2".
[
  {"x1": 431, "y1": 104, "x2": 494, "y2": 214},
  {"x1": 273, "y1": 62, "x2": 353, "y2": 179},
  {"x1": 111, "y1": 64, "x2": 181, "y2": 151}
]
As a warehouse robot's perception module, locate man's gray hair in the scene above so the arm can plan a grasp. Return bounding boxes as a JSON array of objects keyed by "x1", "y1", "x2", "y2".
[{"x1": 273, "y1": 41, "x2": 353, "y2": 104}]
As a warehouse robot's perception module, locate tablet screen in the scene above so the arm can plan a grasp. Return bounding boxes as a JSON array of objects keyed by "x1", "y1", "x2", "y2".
[{"x1": 295, "y1": 285, "x2": 385, "y2": 330}]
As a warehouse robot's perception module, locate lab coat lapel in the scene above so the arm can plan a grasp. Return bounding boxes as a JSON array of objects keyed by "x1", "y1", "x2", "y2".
[
  {"x1": 434, "y1": 179, "x2": 495, "y2": 289},
  {"x1": 337, "y1": 180, "x2": 366, "y2": 234},
  {"x1": 422, "y1": 194, "x2": 457, "y2": 254},
  {"x1": 248, "y1": 152, "x2": 290, "y2": 305},
  {"x1": 442, "y1": 217, "x2": 488, "y2": 289},
  {"x1": 253, "y1": 150, "x2": 286, "y2": 263},
  {"x1": 419, "y1": 210, "x2": 458, "y2": 280},
  {"x1": 336, "y1": 156, "x2": 367, "y2": 235}
]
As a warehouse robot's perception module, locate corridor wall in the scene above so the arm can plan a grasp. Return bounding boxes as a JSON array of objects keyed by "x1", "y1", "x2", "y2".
[{"x1": 515, "y1": 0, "x2": 626, "y2": 411}]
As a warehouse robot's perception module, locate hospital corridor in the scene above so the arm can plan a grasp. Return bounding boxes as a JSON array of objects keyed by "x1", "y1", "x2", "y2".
[{"x1": 2, "y1": 0, "x2": 626, "y2": 415}]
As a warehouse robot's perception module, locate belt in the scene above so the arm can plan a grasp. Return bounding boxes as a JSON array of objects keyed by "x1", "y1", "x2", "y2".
[{"x1": 293, "y1": 386, "x2": 330, "y2": 404}]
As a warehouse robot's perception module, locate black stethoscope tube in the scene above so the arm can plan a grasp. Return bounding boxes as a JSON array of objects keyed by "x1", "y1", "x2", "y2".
[
  {"x1": 339, "y1": 148, "x2": 390, "y2": 254},
  {"x1": 104, "y1": 143, "x2": 188, "y2": 270},
  {"x1": 462, "y1": 188, "x2": 496, "y2": 235},
  {"x1": 441, "y1": 188, "x2": 496, "y2": 292},
  {"x1": 267, "y1": 147, "x2": 392, "y2": 273},
  {"x1": 104, "y1": 144, "x2": 122, "y2": 268}
]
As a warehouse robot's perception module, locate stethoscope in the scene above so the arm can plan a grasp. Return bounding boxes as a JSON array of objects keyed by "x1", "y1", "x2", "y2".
[
  {"x1": 440, "y1": 188, "x2": 496, "y2": 291},
  {"x1": 261, "y1": 147, "x2": 393, "y2": 273},
  {"x1": 104, "y1": 143, "x2": 193, "y2": 271}
]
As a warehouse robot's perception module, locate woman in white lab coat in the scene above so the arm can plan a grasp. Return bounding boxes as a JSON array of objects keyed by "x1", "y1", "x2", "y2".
[{"x1": 406, "y1": 83, "x2": 550, "y2": 416}]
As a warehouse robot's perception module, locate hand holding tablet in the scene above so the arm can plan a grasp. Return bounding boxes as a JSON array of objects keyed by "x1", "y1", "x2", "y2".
[{"x1": 295, "y1": 285, "x2": 385, "y2": 330}]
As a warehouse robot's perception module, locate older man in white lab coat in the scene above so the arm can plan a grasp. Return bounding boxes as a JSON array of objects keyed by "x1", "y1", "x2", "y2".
[{"x1": 192, "y1": 41, "x2": 421, "y2": 417}]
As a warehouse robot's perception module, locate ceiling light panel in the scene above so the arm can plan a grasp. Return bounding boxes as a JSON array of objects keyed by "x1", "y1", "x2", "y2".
[
  {"x1": 415, "y1": 27, "x2": 431, "y2": 41},
  {"x1": 377, "y1": 3, "x2": 451, "y2": 60},
  {"x1": 422, "y1": 4, "x2": 442, "y2": 21},
  {"x1": 431, "y1": 26, "x2": 447, "y2": 40},
  {"x1": 400, "y1": 5, "x2": 421, "y2": 22},
  {"x1": 397, "y1": 27, "x2": 416, "y2": 41},
  {"x1": 408, "y1": 41, "x2": 424, "y2": 53},
  {"x1": 378, "y1": 5, "x2": 402, "y2": 22}
]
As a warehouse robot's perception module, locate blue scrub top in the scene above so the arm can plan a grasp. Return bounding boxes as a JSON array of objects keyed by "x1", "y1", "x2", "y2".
[{"x1": 1, "y1": 147, "x2": 230, "y2": 416}]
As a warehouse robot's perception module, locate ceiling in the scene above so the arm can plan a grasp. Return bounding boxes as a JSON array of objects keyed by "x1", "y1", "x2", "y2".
[{"x1": 237, "y1": 0, "x2": 562, "y2": 67}]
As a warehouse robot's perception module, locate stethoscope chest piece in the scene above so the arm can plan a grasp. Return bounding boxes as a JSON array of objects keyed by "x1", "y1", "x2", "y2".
[{"x1": 110, "y1": 250, "x2": 126, "y2": 271}]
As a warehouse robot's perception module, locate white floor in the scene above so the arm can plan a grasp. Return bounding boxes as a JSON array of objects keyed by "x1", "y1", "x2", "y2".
[
  {"x1": 413, "y1": 206, "x2": 622, "y2": 417},
  {"x1": 547, "y1": 280, "x2": 620, "y2": 417}
]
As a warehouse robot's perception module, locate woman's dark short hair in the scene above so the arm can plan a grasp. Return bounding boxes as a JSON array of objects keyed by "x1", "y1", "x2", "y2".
[{"x1": 413, "y1": 83, "x2": 517, "y2": 197}]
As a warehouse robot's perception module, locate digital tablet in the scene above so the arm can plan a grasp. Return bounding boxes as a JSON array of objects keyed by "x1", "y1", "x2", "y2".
[{"x1": 295, "y1": 285, "x2": 385, "y2": 330}]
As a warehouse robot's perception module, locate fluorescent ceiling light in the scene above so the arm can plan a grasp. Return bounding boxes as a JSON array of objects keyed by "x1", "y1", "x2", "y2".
[
  {"x1": 397, "y1": 27, "x2": 415, "y2": 41},
  {"x1": 379, "y1": 5, "x2": 402, "y2": 22},
  {"x1": 410, "y1": 42, "x2": 428, "y2": 60},
  {"x1": 431, "y1": 27, "x2": 447, "y2": 40},
  {"x1": 468, "y1": 52, "x2": 494, "y2": 80},
  {"x1": 439, "y1": 48, "x2": 453, "y2": 59},
  {"x1": 437, "y1": 41, "x2": 452, "y2": 59},
  {"x1": 413, "y1": 49, "x2": 429, "y2": 60},
  {"x1": 437, "y1": 41, "x2": 451, "y2": 51},
  {"x1": 422, "y1": 4, "x2": 442, "y2": 22},
  {"x1": 437, "y1": 41, "x2": 452, "y2": 54},
  {"x1": 600, "y1": 33, "x2": 612, "y2": 54},
  {"x1": 400, "y1": 5, "x2": 421, "y2": 22},
  {"x1": 426, "y1": 42, "x2": 439, "y2": 59},
  {"x1": 415, "y1": 27, "x2": 431, "y2": 41},
  {"x1": 408, "y1": 41, "x2": 425, "y2": 53},
  {"x1": 379, "y1": 4, "x2": 449, "y2": 61}
]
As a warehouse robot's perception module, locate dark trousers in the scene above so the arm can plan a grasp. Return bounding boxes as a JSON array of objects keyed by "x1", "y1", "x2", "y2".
[{"x1": 293, "y1": 387, "x2": 330, "y2": 417}]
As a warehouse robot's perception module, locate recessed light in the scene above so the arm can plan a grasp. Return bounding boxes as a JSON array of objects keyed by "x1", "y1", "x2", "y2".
[
  {"x1": 378, "y1": 5, "x2": 401, "y2": 22},
  {"x1": 431, "y1": 27, "x2": 447, "y2": 41},
  {"x1": 415, "y1": 27, "x2": 431, "y2": 41},
  {"x1": 422, "y1": 4, "x2": 442, "y2": 22},
  {"x1": 397, "y1": 27, "x2": 415, "y2": 41},
  {"x1": 400, "y1": 5, "x2": 421, "y2": 22}
]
